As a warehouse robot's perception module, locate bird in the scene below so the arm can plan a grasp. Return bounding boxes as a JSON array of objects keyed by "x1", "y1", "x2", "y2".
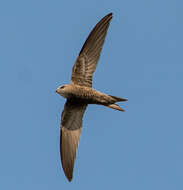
[{"x1": 56, "y1": 13, "x2": 127, "y2": 182}]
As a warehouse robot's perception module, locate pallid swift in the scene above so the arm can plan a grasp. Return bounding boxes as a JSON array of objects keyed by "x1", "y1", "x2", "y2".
[{"x1": 56, "y1": 13, "x2": 127, "y2": 181}]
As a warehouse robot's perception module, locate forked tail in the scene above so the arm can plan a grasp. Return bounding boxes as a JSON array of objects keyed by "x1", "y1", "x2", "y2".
[
  {"x1": 107, "y1": 103, "x2": 125, "y2": 111},
  {"x1": 109, "y1": 95, "x2": 128, "y2": 102},
  {"x1": 107, "y1": 95, "x2": 128, "y2": 112}
]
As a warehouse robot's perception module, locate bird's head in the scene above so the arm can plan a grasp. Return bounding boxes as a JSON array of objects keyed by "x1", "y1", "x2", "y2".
[{"x1": 56, "y1": 84, "x2": 70, "y2": 98}]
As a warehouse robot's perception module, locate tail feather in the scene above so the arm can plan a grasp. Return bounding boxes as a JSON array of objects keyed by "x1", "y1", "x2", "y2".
[
  {"x1": 107, "y1": 103, "x2": 125, "y2": 112},
  {"x1": 109, "y1": 95, "x2": 128, "y2": 102}
]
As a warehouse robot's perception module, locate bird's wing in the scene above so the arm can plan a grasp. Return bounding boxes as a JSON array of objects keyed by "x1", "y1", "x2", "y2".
[
  {"x1": 71, "y1": 13, "x2": 113, "y2": 87},
  {"x1": 60, "y1": 100, "x2": 87, "y2": 182}
]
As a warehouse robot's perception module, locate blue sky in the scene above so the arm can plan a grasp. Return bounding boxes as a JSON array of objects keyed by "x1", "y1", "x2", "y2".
[{"x1": 0, "y1": 0, "x2": 183, "y2": 189}]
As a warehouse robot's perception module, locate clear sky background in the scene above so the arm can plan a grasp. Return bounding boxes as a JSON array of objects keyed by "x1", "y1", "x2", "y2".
[{"x1": 0, "y1": 0, "x2": 182, "y2": 189}]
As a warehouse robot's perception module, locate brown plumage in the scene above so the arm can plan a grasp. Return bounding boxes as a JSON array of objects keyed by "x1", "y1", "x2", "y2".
[
  {"x1": 56, "y1": 13, "x2": 127, "y2": 182},
  {"x1": 71, "y1": 13, "x2": 113, "y2": 87}
]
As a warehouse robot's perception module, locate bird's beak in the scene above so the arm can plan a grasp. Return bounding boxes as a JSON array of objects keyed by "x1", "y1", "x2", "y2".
[{"x1": 56, "y1": 88, "x2": 60, "y2": 94}]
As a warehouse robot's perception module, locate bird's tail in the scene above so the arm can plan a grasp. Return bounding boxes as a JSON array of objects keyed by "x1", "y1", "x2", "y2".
[
  {"x1": 106, "y1": 95, "x2": 127, "y2": 112},
  {"x1": 109, "y1": 95, "x2": 128, "y2": 102},
  {"x1": 107, "y1": 103, "x2": 125, "y2": 111}
]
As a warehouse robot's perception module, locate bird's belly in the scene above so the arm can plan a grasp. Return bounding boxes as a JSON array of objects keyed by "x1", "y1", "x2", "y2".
[{"x1": 67, "y1": 86, "x2": 111, "y2": 105}]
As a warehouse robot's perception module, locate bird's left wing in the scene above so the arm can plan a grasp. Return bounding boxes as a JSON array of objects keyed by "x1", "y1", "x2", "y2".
[
  {"x1": 71, "y1": 13, "x2": 113, "y2": 87},
  {"x1": 60, "y1": 100, "x2": 87, "y2": 182}
]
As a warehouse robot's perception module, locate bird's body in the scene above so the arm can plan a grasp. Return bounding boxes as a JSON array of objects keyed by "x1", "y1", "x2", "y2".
[
  {"x1": 56, "y1": 84, "x2": 127, "y2": 108},
  {"x1": 56, "y1": 13, "x2": 127, "y2": 181}
]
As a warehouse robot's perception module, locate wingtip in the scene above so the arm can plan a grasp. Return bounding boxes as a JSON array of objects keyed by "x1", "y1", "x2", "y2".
[
  {"x1": 67, "y1": 176, "x2": 73, "y2": 182},
  {"x1": 106, "y1": 12, "x2": 113, "y2": 19},
  {"x1": 62, "y1": 163, "x2": 74, "y2": 182},
  {"x1": 61, "y1": 163, "x2": 73, "y2": 182},
  {"x1": 102, "y1": 13, "x2": 113, "y2": 21}
]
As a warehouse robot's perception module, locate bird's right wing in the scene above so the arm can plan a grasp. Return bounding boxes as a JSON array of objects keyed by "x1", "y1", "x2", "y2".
[
  {"x1": 60, "y1": 100, "x2": 87, "y2": 182},
  {"x1": 71, "y1": 13, "x2": 113, "y2": 87}
]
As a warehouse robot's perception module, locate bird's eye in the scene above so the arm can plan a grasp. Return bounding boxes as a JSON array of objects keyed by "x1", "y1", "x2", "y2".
[{"x1": 60, "y1": 86, "x2": 65, "y2": 89}]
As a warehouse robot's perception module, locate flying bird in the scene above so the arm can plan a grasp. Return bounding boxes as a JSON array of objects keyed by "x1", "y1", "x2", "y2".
[{"x1": 56, "y1": 13, "x2": 127, "y2": 182}]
